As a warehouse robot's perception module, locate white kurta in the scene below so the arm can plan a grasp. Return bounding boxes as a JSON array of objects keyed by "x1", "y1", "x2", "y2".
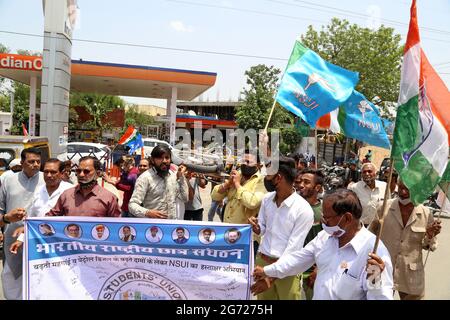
[{"x1": 264, "y1": 227, "x2": 394, "y2": 300}]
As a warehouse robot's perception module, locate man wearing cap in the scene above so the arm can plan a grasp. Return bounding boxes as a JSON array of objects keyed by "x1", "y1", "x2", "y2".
[
  {"x1": 148, "y1": 226, "x2": 161, "y2": 243},
  {"x1": 95, "y1": 225, "x2": 107, "y2": 240}
]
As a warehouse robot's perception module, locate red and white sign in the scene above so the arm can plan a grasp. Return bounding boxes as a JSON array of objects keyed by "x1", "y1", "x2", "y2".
[{"x1": 0, "y1": 53, "x2": 43, "y2": 71}]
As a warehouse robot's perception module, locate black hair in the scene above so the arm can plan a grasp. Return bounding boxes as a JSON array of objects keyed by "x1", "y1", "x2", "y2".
[
  {"x1": 274, "y1": 156, "x2": 297, "y2": 184},
  {"x1": 67, "y1": 223, "x2": 80, "y2": 230},
  {"x1": 45, "y1": 158, "x2": 65, "y2": 172},
  {"x1": 299, "y1": 168, "x2": 324, "y2": 186},
  {"x1": 176, "y1": 227, "x2": 185, "y2": 232},
  {"x1": 151, "y1": 145, "x2": 172, "y2": 159},
  {"x1": 79, "y1": 156, "x2": 101, "y2": 171},
  {"x1": 203, "y1": 228, "x2": 213, "y2": 234},
  {"x1": 324, "y1": 189, "x2": 362, "y2": 219},
  {"x1": 21, "y1": 147, "x2": 41, "y2": 161}
]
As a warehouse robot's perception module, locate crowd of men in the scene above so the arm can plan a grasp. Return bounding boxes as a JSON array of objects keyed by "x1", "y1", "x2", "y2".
[{"x1": 0, "y1": 145, "x2": 442, "y2": 300}]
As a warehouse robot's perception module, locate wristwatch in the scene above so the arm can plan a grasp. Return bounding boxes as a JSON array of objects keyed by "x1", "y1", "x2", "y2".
[{"x1": 2, "y1": 214, "x2": 10, "y2": 224}]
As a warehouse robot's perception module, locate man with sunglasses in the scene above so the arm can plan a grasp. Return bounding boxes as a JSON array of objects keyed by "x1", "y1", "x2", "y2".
[
  {"x1": 46, "y1": 156, "x2": 120, "y2": 217},
  {"x1": 251, "y1": 189, "x2": 394, "y2": 300}
]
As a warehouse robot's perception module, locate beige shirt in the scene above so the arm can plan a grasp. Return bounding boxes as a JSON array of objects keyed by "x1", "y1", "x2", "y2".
[
  {"x1": 349, "y1": 180, "x2": 387, "y2": 225},
  {"x1": 370, "y1": 199, "x2": 437, "y2": 296},
  {"x1": 128, "y1": 168, "x2": 188, "y2": 219}
]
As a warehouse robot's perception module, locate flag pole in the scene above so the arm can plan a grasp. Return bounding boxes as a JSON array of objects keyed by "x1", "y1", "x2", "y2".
[
  {"x1": 264, "y1": 99, "x2": 278, "y2": 133},
  {"x1": 315, "y1": 128, "x2": 318, "y2": 168},
  {"x1": 372, "y1": 158, "x2": 394, "y2": 254}
]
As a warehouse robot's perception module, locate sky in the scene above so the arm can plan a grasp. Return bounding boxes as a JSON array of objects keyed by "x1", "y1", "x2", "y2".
[{"x1": 0, "y1": 0, "x2": 449, "y2": 108}]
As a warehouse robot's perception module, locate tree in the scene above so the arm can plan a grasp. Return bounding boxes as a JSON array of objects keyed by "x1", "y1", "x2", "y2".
[
  {"x1": 235, "y1": 64, "x2": 301, "y2": 154},
  {"x1": 124, "y1": 105, "x2": 155, "y2": 131},
  {"x1": 70, "y1": 92, "x2": 125, "y2": 138},
  {"x1": 301, "y1": 18, "x2": 403, "y2": 118}
]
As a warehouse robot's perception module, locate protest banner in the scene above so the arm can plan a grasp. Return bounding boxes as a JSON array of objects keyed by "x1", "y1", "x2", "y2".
[{"x1": 24, "y1": 217, "x2": 253, "y2": 300}]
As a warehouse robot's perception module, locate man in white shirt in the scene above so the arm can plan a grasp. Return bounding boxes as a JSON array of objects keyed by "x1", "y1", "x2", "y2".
[
  {"x1": 251, "y1": 189, "x2": 394, "y2": 300},
  {"x1": 248, "y1": 156, "x2": 314, "y2": 300},
  {"x1": 28, "y1": 159, "x2": 74, "y2": 217},
  {"x1": 349, "y1": 163, "x2": 387, "y2": 226}
]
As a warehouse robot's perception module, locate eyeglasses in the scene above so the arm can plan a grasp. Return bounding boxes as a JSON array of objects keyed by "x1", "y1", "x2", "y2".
[{"x1": 75, "y1": 168, "x2": 92, "y2": 175}]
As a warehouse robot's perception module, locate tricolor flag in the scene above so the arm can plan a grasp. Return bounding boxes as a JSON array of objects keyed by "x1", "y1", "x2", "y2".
[
  {"x1": 276, "y1": 39, "x2": 359, "y2": 127},
  {"x1": 392, "y1": 0, "x2": 450, "y2": 205},
  {"x1": 118, "y1": 125, "x2": 144, "y2": 155},
  {"x1": 22, "y1": 123, "x2": 29, "y2": 136},
  {"x1": 316, "y1": 90, "x2": 391, "y2": 149}
]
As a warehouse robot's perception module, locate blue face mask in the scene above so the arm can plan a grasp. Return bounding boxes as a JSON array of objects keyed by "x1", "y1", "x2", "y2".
[{"x1": 322, "y1": 215, "x2": 346, "y2": 238}]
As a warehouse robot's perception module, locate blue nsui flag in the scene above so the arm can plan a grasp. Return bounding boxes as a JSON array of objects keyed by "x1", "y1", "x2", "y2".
[
  {"x1": 276, "y1": 40, "x2": 359, "y2": 127},
  {"x1": 341, "y1": 90, "x2": 391, "y2": 149}
]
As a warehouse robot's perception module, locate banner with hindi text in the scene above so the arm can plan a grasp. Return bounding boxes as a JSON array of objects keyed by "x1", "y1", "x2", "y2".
[{"x1": 24, "y1": 217, "x2": 253, "y2": 300}]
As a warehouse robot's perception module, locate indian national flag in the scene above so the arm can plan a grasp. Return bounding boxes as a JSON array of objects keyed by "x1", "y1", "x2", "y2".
[
  {"x1": 392, "y1": 0, "x2": 450, "y2": 205},
  {"x1": 118, "y1": 126, "x2": 138, "y2": 145}
]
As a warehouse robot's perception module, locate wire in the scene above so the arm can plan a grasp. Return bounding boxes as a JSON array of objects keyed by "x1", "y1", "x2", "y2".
[
  {"x1": 166, "y1": 0, "x2": 450, "y2": 44},
  {"x1": 0, "y1": 30, "x2": 288, "y2": 62},
  {"x1": 269, "y1": 0, "x2": 450, "y2": 37},
  {"x1": 166, "y1": 0, "x2": 326, "y2": 24}
]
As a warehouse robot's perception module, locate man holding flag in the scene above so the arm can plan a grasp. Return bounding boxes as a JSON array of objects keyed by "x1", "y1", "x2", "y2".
[{"x1": 370, "y1": 0, "x2": 449, "y2": 300}]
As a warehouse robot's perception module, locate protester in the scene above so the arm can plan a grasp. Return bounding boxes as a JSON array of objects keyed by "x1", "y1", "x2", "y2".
[
  {"x1": 46, "y1": 156, "x2": 121, "y2": 217},
  {"x1": 344, "y1": 162, "x2": 361, "y2": 187},
  {"x1": 251, "y1": 189, "x2": 394, "y2": 300},
  {"x1": 348, "y1": 163, "x2": 387, "y2": 227},
  {"x1": 211, "y1": 153, "x2": 266, "y2": 224},
  {"x1": 211, "y1": 152, "x2": 266, "y2": 255},
  {"x1": 0, "y1": 158, "x2": 22, "y2": 188},
  {"x1": 248, "y1": 157, "x2": 314, "y2": 300},
  {"x1": 295, "y1": 168, "x2": 324, "y2": 300},
  {"x1": 28, "y1": 159, "x2": 74, "y2": 217},
  {"x1": 0, "y1": 147, "x2": 44, "y2": 300},
  {"x1": 103, "y1": 155, "x2": 139, "y2": 217},
  {"x1": 369, "y1": 180, "x2": 441, "y2": 300},
  {"x1": 137, "y1": 158, "x2": 151, "y2": 176},
  {"x1": 128, "y1": 145, "x2": 188, "y2": 219},
  {"x1": 184, "y1": 171, "x2": 207, "y2": 221}
]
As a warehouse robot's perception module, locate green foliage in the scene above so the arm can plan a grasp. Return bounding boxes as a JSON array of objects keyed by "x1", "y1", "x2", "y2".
[
  {"x1": 124, "y1": 105, "x2": 155, "y2": 130},
  {"x1": 236, "y1": 64, "x2": 302, "y2": 154},
  {"x1": 70, "y1": 92, "x2": 125, "y2": 138},
  {"x1": 301, "y1": 18, "x2": 403, "y2": 118}
]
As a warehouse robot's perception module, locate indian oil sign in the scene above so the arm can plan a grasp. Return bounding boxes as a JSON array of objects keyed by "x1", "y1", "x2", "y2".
[{"x1": 0, "y1": 53, "x2": 43, "y2": 71}]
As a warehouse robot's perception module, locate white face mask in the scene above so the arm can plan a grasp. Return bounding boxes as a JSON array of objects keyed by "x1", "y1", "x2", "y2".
[
  {"x1": 322, "y1": 215, "x2": 346, "y2": 238},
  {"x1": 398, "y1": 197, "x2": 412, "y2": 205}
]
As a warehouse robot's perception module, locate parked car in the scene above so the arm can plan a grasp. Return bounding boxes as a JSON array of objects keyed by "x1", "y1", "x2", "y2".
[
  {"x1": 141, "y1": 138, "x2": 171, "y2": 158},
  {"x1": 64, "y1": 142, "x2": 111, "y2": 166}
]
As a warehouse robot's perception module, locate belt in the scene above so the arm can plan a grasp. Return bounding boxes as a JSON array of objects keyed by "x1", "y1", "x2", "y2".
[{"x1": 258, "y1": 252, "x2": 278, "y2": 264}]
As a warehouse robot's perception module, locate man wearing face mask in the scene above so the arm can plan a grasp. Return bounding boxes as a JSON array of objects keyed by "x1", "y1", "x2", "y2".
[
  {"x1": 248, "y1": 157, "x2": 314, "y2": 300},
  {"x1": 211, "y1": 153, "x2": 266, "y2": 225},
  {"x1": 251, "y1": 189, "x2": 394, "y2": 300},
  {"x1": 369, "y1": 180, "x2": 441, "y2": 300},
  {"x1": 295, "y1": 168, "x2": 324, "y2": 300},
  {"x1": 46, "y1": 156, "x2": 120, "y2": 217},
  {"x1": 129, "y1": 145, "x2": 188, "y2": 219},
  {"x1": 349, "y1": 163, "x2": 387, "y2": 227}
]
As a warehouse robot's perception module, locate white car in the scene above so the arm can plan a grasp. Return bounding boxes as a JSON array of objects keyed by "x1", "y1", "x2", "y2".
[
  {"x1": 141, "y1": 138, "x2": 171, "y2": 158},
  {"x1": 63, "y1": 142, "x2": 111, "y2": 166}
]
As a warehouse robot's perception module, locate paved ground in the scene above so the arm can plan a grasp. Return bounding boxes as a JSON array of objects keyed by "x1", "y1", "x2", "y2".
[{"x1": 1, "y1": 181, "x2": 449, "y2": 299}]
